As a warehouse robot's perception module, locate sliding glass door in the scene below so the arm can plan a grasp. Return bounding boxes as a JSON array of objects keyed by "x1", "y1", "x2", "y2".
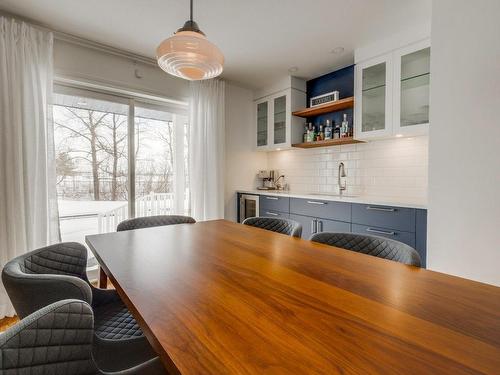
[
  {"x1": 53, "y1": 86, "x2": 189, "y2": 245},
  {"x1": 134, "y1": 105, "x2": 189, "y2": 218}
]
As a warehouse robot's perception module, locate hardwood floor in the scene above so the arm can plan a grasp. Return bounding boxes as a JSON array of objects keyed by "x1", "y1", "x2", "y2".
[{"x1": 0, "y1": 316, "x2": 18, "y2": 332}]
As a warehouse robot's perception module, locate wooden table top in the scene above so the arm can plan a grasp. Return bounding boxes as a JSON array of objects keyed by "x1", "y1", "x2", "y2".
[{"x1": 86, "y1": 219, "x2": 500, "y2": 375}]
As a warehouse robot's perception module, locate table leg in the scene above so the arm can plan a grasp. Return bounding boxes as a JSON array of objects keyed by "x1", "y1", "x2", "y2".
[{"x1": 99, "y1": 267, "x2": 108, "y2": 288}]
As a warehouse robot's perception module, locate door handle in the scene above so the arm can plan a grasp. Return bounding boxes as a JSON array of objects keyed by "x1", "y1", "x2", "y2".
[
  {"x1": 366, "y1": 206, "x2": 396, "y2": 212},
  {"x1": 307, "y1": 201, "x2": 326, "y2": 205},
  {"x1": 311, "y1": 219, "x2": 317, "y2": 234},
  {"x1": 366, "y1": 228, "x2": 396, "y2": 236},
  {"x1": 265, "y1": 211, "x2": 279, "y2": 216},
  {"x1": 317, "y1": 220, "x2": 323, "y2": 232},
  {"x1": 266, "y1": 196, "x2": 279, "y2": 200}
]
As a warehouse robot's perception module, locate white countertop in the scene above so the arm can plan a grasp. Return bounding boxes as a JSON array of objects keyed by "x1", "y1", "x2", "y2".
[{"x1": 237, "y1": 190, "x2": 427, "y2": 209}]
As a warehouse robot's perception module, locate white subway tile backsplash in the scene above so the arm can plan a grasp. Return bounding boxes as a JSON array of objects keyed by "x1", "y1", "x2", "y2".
[{"x1": 267, "y1": 136, "x2": 428, "y2": 202}]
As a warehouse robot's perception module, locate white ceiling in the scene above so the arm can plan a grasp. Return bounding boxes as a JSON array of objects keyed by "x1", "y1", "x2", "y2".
[{"x1": 0, "y1": 0, "x2": 431, "y2": 89}]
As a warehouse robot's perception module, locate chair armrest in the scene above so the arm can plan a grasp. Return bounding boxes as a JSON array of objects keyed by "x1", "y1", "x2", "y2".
[
  {"x1": 91, "y1": 284, "x2": 121, "y2": 307},
  {"x1": 2, "y1": 263, "x2": 92, "y2": 319}
]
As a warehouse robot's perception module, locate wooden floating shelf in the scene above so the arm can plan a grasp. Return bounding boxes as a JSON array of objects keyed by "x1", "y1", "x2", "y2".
[
  {"x1": 292, "y1": 137, "x2": 364, "y2": 149},
  {"x1": 292, "y1": 97, "x2": 354, "y2": 118}
]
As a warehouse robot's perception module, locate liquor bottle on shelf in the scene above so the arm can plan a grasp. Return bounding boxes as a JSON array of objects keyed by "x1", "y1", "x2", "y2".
[
  {"x1": 319, "y1": 124, "x2": 325, "y2": 141},
  {"x1": 308, "y1": 123, "x2": 316, "y2": 142},
  {"x1": 303, "y1": 124, "x2": 308, "y2": 143},
  {"x1": 341, "y1": 113, "x2": 349, "y2": 138},
  {"x1": 333, "y1": 122, "x2": 341, "y2": 139},
  {"x1": 324, "y1": 120, "x2": 332, "y2": 140}
]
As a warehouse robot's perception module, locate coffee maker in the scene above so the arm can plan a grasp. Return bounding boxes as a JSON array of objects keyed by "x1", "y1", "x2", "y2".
[{"x1": 257, "y1": 170, "x2": 283, "y2": 190}]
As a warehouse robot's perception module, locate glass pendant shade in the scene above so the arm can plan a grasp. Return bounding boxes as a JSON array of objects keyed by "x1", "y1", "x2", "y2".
[{"x1": 157, "y1": 30, "x2": 224, "y2": 80}]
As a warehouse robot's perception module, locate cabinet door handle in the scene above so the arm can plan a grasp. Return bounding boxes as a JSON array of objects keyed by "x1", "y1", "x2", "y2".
[
  {"x1": 366, "y1": 228, "x2": 396, "y2": 236},
  {"x1": 307, "y1": 201, "x2": 326, "y2": 205},
  {"x1": 366, "y1": 206, "x2": 396, "y2": 212},
  {"x1": 317, "y1": 220, "x2": 323, "y2": 232},
  {"x1": 266, "y1": 197, "x2": 279, "y2": 200},
  {"x1": 311, "y1": 219, "x2": 317, "y2": 234},
  {"x1": 265, "y1": 211, "x2": 279, "y2": 216}
]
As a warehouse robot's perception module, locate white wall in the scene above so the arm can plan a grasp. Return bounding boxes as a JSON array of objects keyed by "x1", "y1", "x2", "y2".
[
  {"x1": 224, "y1": 82, "x2": 267, "y2": 221},
  {"x1": 54, "y1": 39, "x2": 189, "y2": 101},
  {"x1": 268, "y1": 137, "x2": 428, "y2": 203},
  {"x1": 427, "y1": 0, "x2": 500, "y2": 285}
]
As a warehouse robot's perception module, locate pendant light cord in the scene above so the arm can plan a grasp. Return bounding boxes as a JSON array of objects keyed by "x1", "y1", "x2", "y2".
[{"x1": 190, "y1": 0, "x2": 193, "y2": 22}]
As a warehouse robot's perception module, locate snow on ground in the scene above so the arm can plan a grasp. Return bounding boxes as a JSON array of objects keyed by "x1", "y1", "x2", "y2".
[
  {"x1": 58, "y1": 200, "x2": 126, "y2": 217},
  {"x1": 58, "y1": 199, "x2": 127, "y2": 245}
]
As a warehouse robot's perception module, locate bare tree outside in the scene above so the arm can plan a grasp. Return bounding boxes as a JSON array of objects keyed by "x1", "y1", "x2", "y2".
[{"x1": 53, "y1": 93, "x2": 188, "y2": 245}]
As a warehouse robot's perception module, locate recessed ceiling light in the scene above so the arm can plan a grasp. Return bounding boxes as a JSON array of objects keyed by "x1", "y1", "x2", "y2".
[
  {"x1": 331, "y1": 47, "x2": 345, "y2": 54},
  {"x1": 288, "y1": 66, "x2": 299, "y2": 73},
  {"x1": 395, "y1": 134, "x2": 403, "y2": 138},
  {"x1": 77, "y1": 101, "x2": 88, "y2": 106}
]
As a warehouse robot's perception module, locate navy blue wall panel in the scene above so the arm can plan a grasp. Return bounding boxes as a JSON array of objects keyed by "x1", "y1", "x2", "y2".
[
  {"x1": 305, "y1": 65, "x2": 354, "y2": 128},
  {"x1": 306, "y1": 65, "x2": 354, "y2": 102}
]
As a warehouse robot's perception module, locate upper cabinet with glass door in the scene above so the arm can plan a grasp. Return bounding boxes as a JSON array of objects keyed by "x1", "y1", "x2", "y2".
[
  {"x1": 254, "y1": 78, "x2": 306, "y2": 151},
  {"x1": 354, "y1": 53, "x2": 393, "y2": 139},
  {"x1": 354, "y1": 38, "x2": 431, "y2": 140},
  {"x1": 393, "y1": 40, "x2": 431, "y2": 136},
  {"x1": 256, "y1": 100, "x2": 269, "y2": 148}
]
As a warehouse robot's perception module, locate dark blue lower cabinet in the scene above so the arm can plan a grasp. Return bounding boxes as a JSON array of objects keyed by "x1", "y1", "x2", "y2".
[
  {"x1": 290, "y1": 214, "x2": 350, "y2": 240},
  {"x1": 316, "y1": 218, "x2": 351, "y2": 235},
  {"x1": 351, "y1": 224, "x2": 416, "y2": 248},
  {"x1": 260, "y1": 195, "x2": 290, "y2": 213},
  {"x1": 261, "y1": 210, "x2": 289, "y2": 219},
  {"x1": 238, "y1": 194, "x2": 427, "y2": 267}
]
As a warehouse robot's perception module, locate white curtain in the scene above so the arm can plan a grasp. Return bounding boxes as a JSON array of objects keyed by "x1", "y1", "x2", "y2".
[
  {"x1": 189, "y1": 79, "x2": 225, "y2": 221},
  {"x1": 0, "y1": 17, "x2": 59, "y2": 318}
]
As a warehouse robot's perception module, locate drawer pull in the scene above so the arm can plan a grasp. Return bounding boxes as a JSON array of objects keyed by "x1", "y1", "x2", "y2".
[
  {"x1": 265, "y1": 211, "x2": 279, "y2": 216},
  {"x1": 265, "y1": 197, "x2": 279, "y2": 200},
  {"x1": 366, "y1": 228, "x2": 395, "y2": 236},
  {"x1": 366, "y1": 206, "x2": 396, "y2": 212},
  {"x1": 307, "y1": 201, "x2": 326, "y2": 205}
]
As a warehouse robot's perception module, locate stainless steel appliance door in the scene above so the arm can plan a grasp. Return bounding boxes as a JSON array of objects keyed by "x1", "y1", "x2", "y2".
[{"x1": 239, "y1": 194, "x2": 259, "y2": 223}]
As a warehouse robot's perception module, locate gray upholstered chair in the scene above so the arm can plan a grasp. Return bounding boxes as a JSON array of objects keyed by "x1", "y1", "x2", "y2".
[
  {"x1": 310, "y1": 232, "x2": 421, "y2": 267},
  {"x1": 1, "y1": 242, "x2": 157, "y2": 372},
  {"x1": 0, "y1": 299, "x2": 166, "y2": 374},
  {"x1": 242, "y1": 217, "x2": 302, "y2": 238},
  {"x1": 117, "y1": 215, "x2": 196, "y2": 232}
]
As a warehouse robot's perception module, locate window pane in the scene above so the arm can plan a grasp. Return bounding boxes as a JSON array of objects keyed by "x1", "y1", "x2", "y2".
[
  {"x1": 135, "y1": 106, "x2": 189, "y2": 217},
  {"x1": 53, "y1": 93, "x2": 129, "y2": 247}
]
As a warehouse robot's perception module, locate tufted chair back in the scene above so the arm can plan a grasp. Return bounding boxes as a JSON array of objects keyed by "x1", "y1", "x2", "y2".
[
  {"x1": 0, "y1": 300, "x2": 98, "y2": 374},
  {"x1": 2, "y1": 243, "x2": 92, "y2": 319},
  {"x1": 117, "y1": 215, "x2": 196, "y2": 232},
  {"x1": 242, "y1": 217, "x2": 302, "y2": 238},
  {"x1": 310, "y1": 232, "x2": 421, "y2": 267},
  {"x1": 0, "y1": 300, "x2": 166, "y2": 375},
  {"x1": 20, "y1": 242, "x2": 88, "y2": 278}
]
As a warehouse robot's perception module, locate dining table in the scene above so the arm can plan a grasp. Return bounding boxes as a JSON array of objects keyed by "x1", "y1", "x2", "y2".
[{"x1": 85, "y1": 219, "x2": 500, "y2": 375}]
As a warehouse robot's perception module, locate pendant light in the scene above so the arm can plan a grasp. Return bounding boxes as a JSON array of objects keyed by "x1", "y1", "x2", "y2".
[{"x1": 156, "y1": 0, "x2": 224, "y2": 80}]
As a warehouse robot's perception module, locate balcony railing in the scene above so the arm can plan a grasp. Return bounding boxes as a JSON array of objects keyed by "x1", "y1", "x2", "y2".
[{"x1": 97, "y1": 192, "x2": 174, "y2": 233}]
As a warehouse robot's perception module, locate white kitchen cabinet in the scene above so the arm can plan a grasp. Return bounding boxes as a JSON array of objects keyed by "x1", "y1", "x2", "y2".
[
  {"x1": 254, "y1": 79, "x2": 306, "y2": 151},
  {"x1": 393, "y1": 39, "x2": 431, "y2": 136},
  {"x1": 354, "y1": 53, "x2": 394, "y2": 139},
  {"x1": 354, "y1": 39, "x2": 431, "y2": 140}
]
